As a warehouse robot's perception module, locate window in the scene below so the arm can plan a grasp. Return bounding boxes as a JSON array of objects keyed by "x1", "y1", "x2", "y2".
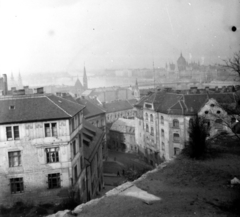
[
  {"x1": 48, "y1": 173, "x2": 61, "y2": 189},
  {"x1": 173, "y1": 133, "x2": 180, "y2": 143},
  {"x1": 10, "y1": 178, "x2": 24, "y2": 194},
  {"x1": 145, "y1": 103, "x2": 152, "y2": 109},
  {"x1": 189, "y1": 118, "x2": 194, "y2": 127},
  {"x1": 161, "y1": 116, "x2": 164, "y2": 124},
  {"x1": 145, "y1": 113, "x2": 148, "y2": 121},
  {"x1": 72, "y1": 140, "x2": 77, "y2": 156},
  {"x1": 80, "y1": 156, "x2": 84, "y2": 170},
  {"x1": 174, "y1": 148, "x2": 180, "y2": 156},
  {"x1": 151, "y1": 127, "x2": 154, "y2": 136},
  {"x1": 161, "y1": 129, "x2": 164, "y2": 137},
  {"x1": 150, "y1": 114, "x2": 153, "y2": 122},
  {"x1": 9, "y1": 151, "x2": 21, "y2": 167},
  {"x1": 44, "y1": 123, "x2": 57, "y2": 137},
  {"x1": 6, "y1": 126, "x2": 20, "y2": 140},
  {"x1": 74, "y1": 165, "x2": 78, "y2": 182},
  {"x1": 146, "y1": 124, "x2": 149, "y2": 132},
  {"x1": 46, "y1": 147, "x2": 59, "y2": 163},
  {"x1": 162, "y1": 142, "x2": 165, "y2": 151},
  {"x1": 13, "y1": 126, "x2": 20, "y2": 139},
  {"x1": 173, "y1": 119, "x2": 179, "y2": 128},
  {"x1": 79, "y1": 134, "x2": 82, "y2": 148}
]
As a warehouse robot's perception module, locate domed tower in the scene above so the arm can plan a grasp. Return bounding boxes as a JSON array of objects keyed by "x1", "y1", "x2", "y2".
[{"x1": 177, "y1": 53, "x2": 187, "y2": 72}]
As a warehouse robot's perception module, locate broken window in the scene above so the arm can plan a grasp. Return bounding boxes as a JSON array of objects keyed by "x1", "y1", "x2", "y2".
[
  {"x1": 46, "y1": 147, "x2": 59, "y2": 163},
  {"x1": 48, "y1": 173, "x2": 61, "y2": 189},
  {"x1": 10, "y1": 178, "x2": 24, "y2": 194},
  {"x1": 9, "y1": 151, "x2": 21, "y2": 167}
]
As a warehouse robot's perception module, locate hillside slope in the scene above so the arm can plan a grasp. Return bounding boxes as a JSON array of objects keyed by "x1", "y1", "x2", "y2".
[{"x1": 77, "y1": 134, "x2": 240, "y2": 217}]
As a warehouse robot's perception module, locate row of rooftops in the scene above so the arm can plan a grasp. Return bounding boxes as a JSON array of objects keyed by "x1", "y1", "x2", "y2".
[
  {"x1": 135, "y1": 88, "x2": 240, "y2": 115},
  {"x1": 0, "y1": 94, "x2": 85, "y2": 124}
]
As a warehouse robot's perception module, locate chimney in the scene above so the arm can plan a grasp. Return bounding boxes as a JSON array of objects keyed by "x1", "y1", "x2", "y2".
[{"x1": 2, "y1": 74, "x2": 8, "y2": 95}]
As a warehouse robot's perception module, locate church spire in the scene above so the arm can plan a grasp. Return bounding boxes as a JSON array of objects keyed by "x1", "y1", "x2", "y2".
[
  {"x1": 83, "y1": 64, "x2": 88, "y2": 90},
  {"x1": 135, "y1": 78, "x2": 138, "y2": 88}
]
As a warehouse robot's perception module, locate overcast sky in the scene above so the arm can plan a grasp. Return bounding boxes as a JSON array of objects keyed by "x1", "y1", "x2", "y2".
[{"x1": 0, "y1": 0, "x2": 239, "y2": 75}]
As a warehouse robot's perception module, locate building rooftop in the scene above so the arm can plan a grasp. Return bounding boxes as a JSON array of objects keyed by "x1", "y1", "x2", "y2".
[
  {"x1": 103, "y1": 100, "x2": 133, "y2": 113},
  {"x1": 76, "y1": 97, "x2": 106, "y2": 119},
  {"x1": 110, "y1": 118, "x2": 135, "y2": 134},
  {"x1": 136, "y1": 88, "x2": 238, "y2": 115},
  {"x1": 0, "y1": 94, "x2": 85, "y2": 124}
]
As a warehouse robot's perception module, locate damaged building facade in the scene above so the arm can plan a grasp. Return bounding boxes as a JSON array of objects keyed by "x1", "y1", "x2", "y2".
[
  {"x1": 135, "y1": 87, "x2": 239, "y2": 165},
  {"x1": 0, "y1": 94, "x2": 100, "y2": 206}
]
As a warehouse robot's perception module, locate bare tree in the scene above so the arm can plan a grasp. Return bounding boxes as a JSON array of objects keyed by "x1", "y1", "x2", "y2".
[{"x1": 222, "y1": 51, "x2": 240, "y2": 78}]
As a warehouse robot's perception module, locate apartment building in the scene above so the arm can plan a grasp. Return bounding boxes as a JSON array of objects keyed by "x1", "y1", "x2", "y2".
[
  {"x1": 135, "y1": 87, "x2": 239, "y2": 164},
  {"x1": 0, "y1": 94, "x2": 85, "y2": 205}
]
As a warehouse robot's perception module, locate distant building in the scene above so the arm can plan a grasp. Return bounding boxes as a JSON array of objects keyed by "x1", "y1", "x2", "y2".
[
  {"x1": 104, "y1": 100, "x2": 135, "y2": 124},
  {"x1": 109, "y1": 118, "x2": 137, "y2": 153},
  {"x1": 82, "y1": 86, "x2": 136, "y2": 103}
]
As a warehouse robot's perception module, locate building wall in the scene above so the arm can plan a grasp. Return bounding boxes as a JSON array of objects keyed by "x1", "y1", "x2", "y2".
[
  {"x1": 0, "y1": 120, "x2": 71, "y2": 205},
  {"x1": 86, "y1": 114, "x2": 108, "y2": 160},
  {"x1": 0, "y1": 111, "x2": 85, "y2": 206},
  {"x1": 106, "y1": 109, "x2": 134, "y2": 124},
  {"x1": 109, "y1": 130, "x2": 136, "y2": 153},
  {"x1": 86, "y1": 141, "x2": 103, "y2": 201}
]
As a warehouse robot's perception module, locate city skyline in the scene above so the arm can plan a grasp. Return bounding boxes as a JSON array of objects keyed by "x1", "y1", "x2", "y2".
[{"x1": 0, "y1": 0, "x2": 239, "y2": 75}]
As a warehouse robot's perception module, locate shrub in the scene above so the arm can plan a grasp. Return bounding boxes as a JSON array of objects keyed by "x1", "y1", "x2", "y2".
[{"x1": 184, "y1": 115, "x2": 209, "y2": 159}]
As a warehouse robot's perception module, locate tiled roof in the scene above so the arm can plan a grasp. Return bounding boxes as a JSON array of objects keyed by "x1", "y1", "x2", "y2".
[
  {"x1": 103, "y1": 100, "x2": 133, "y2": 113},
  {"x1": 82, "y1": 119, "x2": 104, "y2": 161},
  {"x1": 76, "y1": 98, "x2": 105, "y2": 118},
  {"x1": 0, "y1": 94, "x2": 85, "y2": 124},
  {"x1": 127, "y1": 98, "x2": 138, "y2": 106},
  {"x1": 82, "y1": 89, "x2": 93, "y2": 96},
  {"x1": 138, "y1": 90, "x2": 238, "y2": 115},
  {"x1": 110, "y1": 118, "x2": 135, "y2": 134},
  {"x1": 134, "y1": 96, "x2": 149, "y2": 108}
]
